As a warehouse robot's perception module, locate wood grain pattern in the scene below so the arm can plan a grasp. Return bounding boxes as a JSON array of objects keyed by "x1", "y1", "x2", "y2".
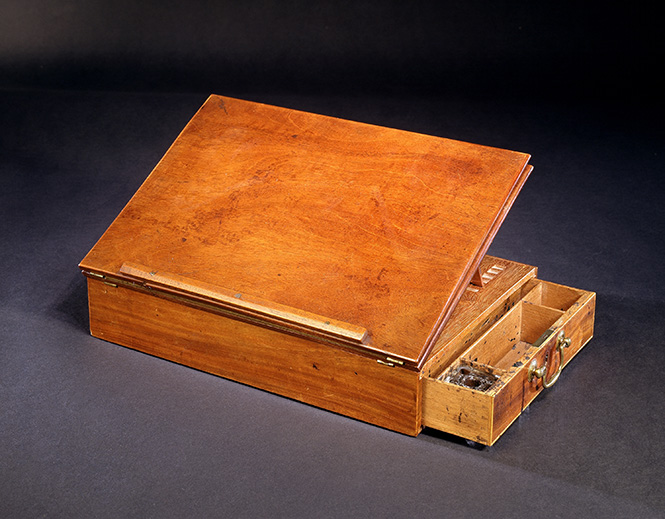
[
  {"x1": 80, "y1": 95, "x2": 531, "y2": 367},
  {"x1": 87, "y1": 278, "x2": 421, "y2": 435}
]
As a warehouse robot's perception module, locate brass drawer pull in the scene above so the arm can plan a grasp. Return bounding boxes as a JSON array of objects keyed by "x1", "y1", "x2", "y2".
[{"x1": 528, "y1": 331, "x2": 571, "y2": 388}]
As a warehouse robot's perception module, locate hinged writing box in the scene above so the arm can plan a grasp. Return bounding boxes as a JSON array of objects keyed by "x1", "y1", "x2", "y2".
[{"x1": 80, "y1": 95, "x2": 595, "y2": 445}]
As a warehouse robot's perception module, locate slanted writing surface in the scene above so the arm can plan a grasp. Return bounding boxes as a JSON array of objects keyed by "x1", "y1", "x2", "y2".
[{"x1": 80, "y1": 95, "x2": 531, "y2": 366}]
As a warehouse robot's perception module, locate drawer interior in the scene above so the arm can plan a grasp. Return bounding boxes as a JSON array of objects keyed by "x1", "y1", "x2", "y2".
[
  {"x1": 437, "y1": 301, "x2": 562, "y2": 390},
  {"x1": 465, "y1": 302, "x2": 562, "y2": 369},
  {"x1": 521, "y1": 278, "x2": 586, "y2": 311},
  {"x1": 433, "y1": 279, "x2": 587, "y2": 386},
  {"x1": 422, "y1": 278, "x2": 595, "y2": 445}
]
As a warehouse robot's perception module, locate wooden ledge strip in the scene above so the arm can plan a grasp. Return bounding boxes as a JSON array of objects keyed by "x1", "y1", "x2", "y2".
[{"x1": 118, "y1": 262, "x2": 368, "y2": 345}]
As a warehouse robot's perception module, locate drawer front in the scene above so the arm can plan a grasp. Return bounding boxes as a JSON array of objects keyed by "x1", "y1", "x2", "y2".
[{"x1": 422, "y1": 280, "x2": 595, "y2": 445}]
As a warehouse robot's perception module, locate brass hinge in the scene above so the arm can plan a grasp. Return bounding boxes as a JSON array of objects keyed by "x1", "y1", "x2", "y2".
[{"x1": 377, "y1": 356, "x2": 405, "y2": 368}]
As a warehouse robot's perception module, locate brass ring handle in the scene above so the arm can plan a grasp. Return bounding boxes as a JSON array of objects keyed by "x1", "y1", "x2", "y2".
[{"x1": 528, "y1": 331, "x2": 571, "y2": 388}]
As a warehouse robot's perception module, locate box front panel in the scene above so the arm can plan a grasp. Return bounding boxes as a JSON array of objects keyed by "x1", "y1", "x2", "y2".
[
  {"x1": 422, "y1": 377, "x2": 494, "y2": 444},
  {"x1": 87, "y1": 279, "x2": 420, "y2": 435},
  {"x1": 491, "y1": 286, "x2": 597, "y2": 440}
]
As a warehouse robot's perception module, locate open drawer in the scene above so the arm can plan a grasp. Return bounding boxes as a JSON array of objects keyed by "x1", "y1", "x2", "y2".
[{"x1": 422, "y1": 279, "x2": 596, "y2": 445}]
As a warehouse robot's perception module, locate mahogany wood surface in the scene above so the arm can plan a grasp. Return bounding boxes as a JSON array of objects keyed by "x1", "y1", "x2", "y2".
[
  {"x1": 80, "y1": 95, "x2": 531, "y2": 367},
  {"x1": 87, "y1": 278, "x2": 421, "y2": 435}
]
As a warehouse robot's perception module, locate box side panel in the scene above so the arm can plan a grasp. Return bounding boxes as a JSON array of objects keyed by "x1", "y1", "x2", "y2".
[{"x1": 87, "y1": 279, "x2": 420, "y2": 435}]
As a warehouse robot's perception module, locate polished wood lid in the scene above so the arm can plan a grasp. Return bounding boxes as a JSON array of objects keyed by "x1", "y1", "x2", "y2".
[{"x1": 80, "y1": 95, "x2": 531, "y2": 368}]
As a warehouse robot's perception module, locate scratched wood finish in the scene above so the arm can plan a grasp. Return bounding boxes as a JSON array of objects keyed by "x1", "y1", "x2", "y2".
[
  {"x1": 80, "y1": 95, "x2": 531, "y2": 367},
  {"x1": 422, "y1": 280, "x2": 596, "y2": 445},
  {"x1": 87, "y1": 278, "x2": 421, "y2": 435}
]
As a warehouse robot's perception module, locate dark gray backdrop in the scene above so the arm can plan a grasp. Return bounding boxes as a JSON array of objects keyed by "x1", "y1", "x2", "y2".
[{"x1": 2, "y1": 2, "x2": 664, "y2": 517}]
